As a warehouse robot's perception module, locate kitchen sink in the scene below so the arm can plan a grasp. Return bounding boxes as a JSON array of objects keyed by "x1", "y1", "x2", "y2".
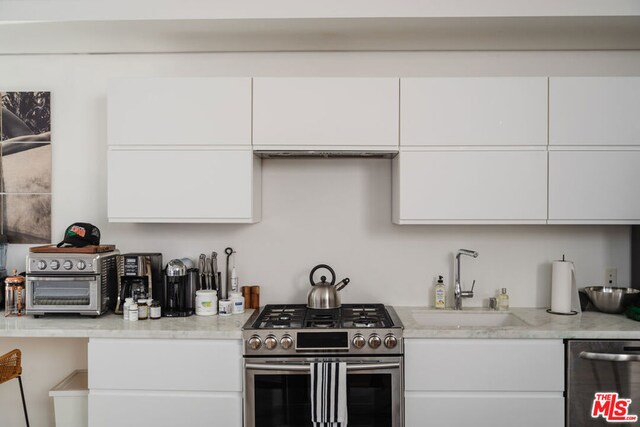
[{"x1": 411, "y1": 309, "x2": 527, "y2": 328}]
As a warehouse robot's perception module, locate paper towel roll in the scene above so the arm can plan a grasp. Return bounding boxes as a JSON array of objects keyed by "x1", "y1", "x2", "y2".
[{"x1": 551, "y1": 260, "x2": 578, "y2": 313}]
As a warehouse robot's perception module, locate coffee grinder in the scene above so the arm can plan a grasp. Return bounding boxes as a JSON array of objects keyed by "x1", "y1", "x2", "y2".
[
  {"x1": 115, "y1": 253, "x2": 162, "y2": 313},
  {"x1": 162, "y1": 259, "x2": 196, "y2": 317}
]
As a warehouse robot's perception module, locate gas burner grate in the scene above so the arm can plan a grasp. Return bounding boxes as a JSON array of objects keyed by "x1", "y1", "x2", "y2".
[
  {"x1": 250, "y1": 304, "x2": 396, "y2": 330},
  {"x1": 341, "y1": 304, "x2": 394, "y2": 328},
  {"x1": 253, "y1": 305, "x2": 306, "y2": 329},
  {"x1": 305, "y1": 308, "x2": 340, "y2": 328}
]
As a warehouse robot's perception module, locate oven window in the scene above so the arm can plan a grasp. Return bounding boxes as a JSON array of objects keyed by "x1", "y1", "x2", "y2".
[
  {"x1": 31, "y1": 281, "x2": 91, "y2": 306},
  {"x1": 254, "y1": 373, "x2": 392, "y2": 427}
]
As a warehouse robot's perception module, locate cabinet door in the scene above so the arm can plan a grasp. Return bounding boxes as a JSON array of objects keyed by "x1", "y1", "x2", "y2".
[
  {"x1": 107, "y1": 148, "x2": 261, "y2": 222},
  {"x1": 405, "y1": 339, "x2": 564, "y2": 392},
  {"x1": 405, "y1": 393, "x2": 564, "y2": 427},
  {"x1": 89, "y1": 338, "x2": 242, "y2": 391},
  {"x1": 108, "y1": 78, "x2": 252, "y2": 146},
  {"x1": 89, "y1": 391, "x2": 242, "y2": 427},
  {"x1": 253, "y1": 77, "x2": 399, "y2": 150},
  {"x1": 549, "y1": 150, "x2": 640, "y2": 223},
  {"x1": 550, "y1": 77, "x2": 640, "y2": 146},
  {"x1": 392, "y1": 150, "x2": 548, "y2": 224},
  {"x1": 401, "y1": 77, "x2": 547, "y2": 146}
]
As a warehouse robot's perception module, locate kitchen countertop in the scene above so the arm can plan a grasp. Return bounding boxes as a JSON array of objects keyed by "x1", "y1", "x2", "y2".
[
  {"x1": 0, "y1": 307, "x2": 638, "y2": 340},
  {"x1": 395, "y1": 306, "x2": 640, "y2": 339},
  {"x1": 0, "y1": 310, "x2": 254, "y2": 339}
]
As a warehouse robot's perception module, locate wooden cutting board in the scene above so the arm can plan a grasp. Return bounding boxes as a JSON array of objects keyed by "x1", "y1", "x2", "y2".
[{"x1": 29, "y1": 244, "x2": 116, "y2": 253}]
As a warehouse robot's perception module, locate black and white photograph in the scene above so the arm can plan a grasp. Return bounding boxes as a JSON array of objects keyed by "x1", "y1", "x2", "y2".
[
  {"x1": 0, "y1": 91, "x2": 52, "y2": 243},
  {"x1": 0, "y1": 91, "x2": 51, "y2": 142},
  {"x1": 1, "y1": 194, "x2": 51, "y2": 244}
]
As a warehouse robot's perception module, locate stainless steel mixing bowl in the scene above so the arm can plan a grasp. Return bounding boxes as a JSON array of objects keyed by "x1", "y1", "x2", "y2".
[{"x1": 583, "y1": 286, "x2": 640, "y2": 314}]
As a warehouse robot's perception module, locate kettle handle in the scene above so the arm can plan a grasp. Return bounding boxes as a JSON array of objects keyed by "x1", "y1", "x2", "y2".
[{"x1": 310, "y1": 264, "x2": 336, "y2": 286}]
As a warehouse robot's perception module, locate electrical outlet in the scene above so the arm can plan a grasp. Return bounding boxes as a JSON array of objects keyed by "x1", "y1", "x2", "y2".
[{"x1": 606, "y1": 268, "x2": 618, "y2": 287}]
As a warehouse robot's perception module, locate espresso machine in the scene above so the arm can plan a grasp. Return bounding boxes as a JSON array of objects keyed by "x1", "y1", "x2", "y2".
[
  {"x1": 162, "y1": 259, "x2": 197, "y2": 317},
  {"x1": 115, "y1": 253, "x2": 163, "y2": 314}
]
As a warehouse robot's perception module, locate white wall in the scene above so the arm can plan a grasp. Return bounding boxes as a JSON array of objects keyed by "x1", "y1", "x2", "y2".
[
  {"x1": 1, "y1": 50, "x2": 637, "y2": 307},
  {"x1": 0, "y1": 49, "x2": 638, "y2": 426}
]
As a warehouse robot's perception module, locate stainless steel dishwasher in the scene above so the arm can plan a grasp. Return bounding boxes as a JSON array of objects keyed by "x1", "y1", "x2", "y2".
[{"x1": 567, "y1": 340, "x2": 640, "y2": 426}]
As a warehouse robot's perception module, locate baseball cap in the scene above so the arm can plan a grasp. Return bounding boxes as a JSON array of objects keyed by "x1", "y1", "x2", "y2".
[{"x1": 56, "y1": 223, "x2": 101, "y2": 248}]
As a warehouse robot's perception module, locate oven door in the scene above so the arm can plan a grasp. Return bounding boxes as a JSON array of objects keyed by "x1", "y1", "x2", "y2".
[
  {"x1": 245, "y1": 356, "x2": 403, "y2": 427},
  {"x1": 26, "y1": 275, "x2": 101, "y2": 315}
]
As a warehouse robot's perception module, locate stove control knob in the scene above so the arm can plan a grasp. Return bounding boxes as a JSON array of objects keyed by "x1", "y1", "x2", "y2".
[
  {"x1": 50, "y1": 260, "x2": 60, "y2": 270},
  {"x1": 352, "y1": 334, "x2": 366, "y2": 349},
  {"x1": 264, "y1": 335, "x2": 278, "y2": 350},
  {"x1": 63, "y1": 260, "x2": 73, "y2": 270},
  {"x1": 368, "y1": 334, "x2": 382, "y2": 349},
  {"x1": 280, "y1": 335, "x2": 294, "y2": 350},
  {"x1": 248, "y1": 335, "x2": 262, "y2": 350},
  {"x1": 37, "y1": 260, "x2": 47, "y2": 270},
  {"x1": 384, "y1": 334, "x2": 398, "y2": 349},
  {"x1": 77, "y1": 260, "x2": 87, "y2": 270}
]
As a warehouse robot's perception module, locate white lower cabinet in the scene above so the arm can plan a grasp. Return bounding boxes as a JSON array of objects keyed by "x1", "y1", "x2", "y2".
[
  {"x1": 404, "y1": 339, "x2": 564, "y2": 427},
  {"x1": 88, "y1": 338, "x2": 243, "y2": 427},
  {"x1": 90, "y1": 391, "x2": 241, "y2": 427}
]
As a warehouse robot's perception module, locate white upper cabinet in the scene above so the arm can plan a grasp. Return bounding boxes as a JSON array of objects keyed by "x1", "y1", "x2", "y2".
[
  {"x1": 108, "y1": 77, "x2": 252, "y2": 146},
  {"x1": 392, "y1": 149, "x2": 547, "y2": 224},
  {"x1": 548, "y1": 150, "x2": 640, "y2": 224},
  {"x1": 108, "y1": 148, "x2": 261, "y2": 223},
  {"x1": 253, "y1": 77, "x2": 399, "y2": 150},
  {"x1": 550, "y1": 77, "x2": 640, "y2": 146},
  {"x1": 401, "y1": 77, "x2": 548, "y2": 146}
]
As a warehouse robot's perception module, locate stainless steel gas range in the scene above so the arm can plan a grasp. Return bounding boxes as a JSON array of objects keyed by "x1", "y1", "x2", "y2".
[{"x1": 242, "y1": 304, "x2": 404, "y2": 427}]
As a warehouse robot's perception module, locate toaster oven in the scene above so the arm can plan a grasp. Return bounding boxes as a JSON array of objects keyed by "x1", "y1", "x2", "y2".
[{"x1": 25, "y1": 250, "x2": 120, "y2": 317}]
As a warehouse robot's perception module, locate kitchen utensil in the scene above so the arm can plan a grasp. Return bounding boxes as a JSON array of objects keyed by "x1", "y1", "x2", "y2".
[
  {"x1": 211, "y1": 252, "x2": 219, "y2": 291},
  {"x1": 198, "y1": 254, "x2": 206, "y2": 288},
  {"x1": 29, "y1": 244, "x2": 116, "y2": 253},
  {"x1": 307, "y1": 264, "x2": 351, "y2": 309},
  {"x1": 223, "y1": 247, "x2": 234, "y2": 300},
  {"x1": 583, "y1": 286, "x2": 640, "y2": 314}
]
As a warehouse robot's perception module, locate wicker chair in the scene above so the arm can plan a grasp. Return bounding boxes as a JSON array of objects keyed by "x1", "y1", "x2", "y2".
[{"x1": 0, "y1": 349, "x2": 30, "y2": 426}]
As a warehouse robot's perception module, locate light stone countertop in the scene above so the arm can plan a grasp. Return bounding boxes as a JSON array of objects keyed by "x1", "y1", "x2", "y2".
[
  {"x1": 0, "y1": 310, "x2": 255, "y2": 339},
  {"x1": 1, "y1": 307, "x2": 639, "y2": 340},
  {"x1": 395, "y1": 306, "x2": 640, "y2": 339}
]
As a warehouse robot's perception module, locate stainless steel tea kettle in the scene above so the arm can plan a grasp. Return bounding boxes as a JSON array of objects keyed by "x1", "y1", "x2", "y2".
[{"x1": 307, "y1": 264, "x2": 350, "y2": 309}]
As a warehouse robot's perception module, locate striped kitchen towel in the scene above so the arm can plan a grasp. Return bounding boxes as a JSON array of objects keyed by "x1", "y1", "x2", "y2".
[{"x1": 311, "y1": 361, "x2": 348, "y2": 427}]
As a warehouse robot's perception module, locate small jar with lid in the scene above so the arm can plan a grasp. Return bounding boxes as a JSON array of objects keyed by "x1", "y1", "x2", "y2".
[
  {"x1": 149, "y1": 299, "x2": 161, "y2": 319},
  {"x1": 230, "y1": 291, "x2": 245, "y2": 314},
  {"x1": 137, "y1": 299, "x2": 149, "y2": 320},
  {"x1": 128, "y1": 302, "x2": 139, "y2": 321}
]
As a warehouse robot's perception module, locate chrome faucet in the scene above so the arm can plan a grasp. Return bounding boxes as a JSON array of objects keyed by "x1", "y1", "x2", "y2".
[{"x1": 454, "y1": 249, "x2": 479, "y2": 310}]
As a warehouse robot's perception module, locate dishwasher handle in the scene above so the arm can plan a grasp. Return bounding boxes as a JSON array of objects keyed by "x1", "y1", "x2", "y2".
[{"x1": 579, "y1": 351, "x2": 640, "y2": 362}]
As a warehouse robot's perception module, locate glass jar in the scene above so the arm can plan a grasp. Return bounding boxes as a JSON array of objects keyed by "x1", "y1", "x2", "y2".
[
  {"x1": 138, "y1": 299, "x2": 149, "y2": 320},
  {"x1": 149, "y1": 299, "x2": 161, "y2": 319}
]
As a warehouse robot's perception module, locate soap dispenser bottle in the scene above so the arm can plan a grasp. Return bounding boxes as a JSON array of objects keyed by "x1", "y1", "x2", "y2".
[
  {"x1": 497, "y1": 288, "x2": 509, "y2": 311},
  {"x1": 435, "y1": 275, "x2": 446, "y2": 309}
]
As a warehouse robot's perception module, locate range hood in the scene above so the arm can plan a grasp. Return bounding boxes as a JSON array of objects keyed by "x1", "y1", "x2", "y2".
[{"x1": 253, "y1": 150, "x2": 398, "y2": 159}]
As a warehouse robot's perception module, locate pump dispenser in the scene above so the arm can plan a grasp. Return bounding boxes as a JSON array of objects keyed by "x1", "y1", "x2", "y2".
[{"x1": 435, "y1": 275, "x2": 446, "y2": 309}]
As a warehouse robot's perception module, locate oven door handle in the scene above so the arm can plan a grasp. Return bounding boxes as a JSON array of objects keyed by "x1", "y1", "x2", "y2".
[
  {"x1": 245, "y1": 362, "x2": 400, "y2": 372},
  {"x1": 27, "y1": 276, "x2": 97, "y2": 281},
  {"x1": 579, "y1": 351, "x2": 640, "y2": 362}
]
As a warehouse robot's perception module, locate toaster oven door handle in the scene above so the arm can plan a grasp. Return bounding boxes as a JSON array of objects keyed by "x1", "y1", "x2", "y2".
[
  {"x1": 579, "y1": 351, "x2": 640, "y2": 362},
  {"x1": 245, "y1": 362, "x2": 400, "y2": 372},
  {"x1": 27, "y1": 276, "x2": 97, "y2": 281}
]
